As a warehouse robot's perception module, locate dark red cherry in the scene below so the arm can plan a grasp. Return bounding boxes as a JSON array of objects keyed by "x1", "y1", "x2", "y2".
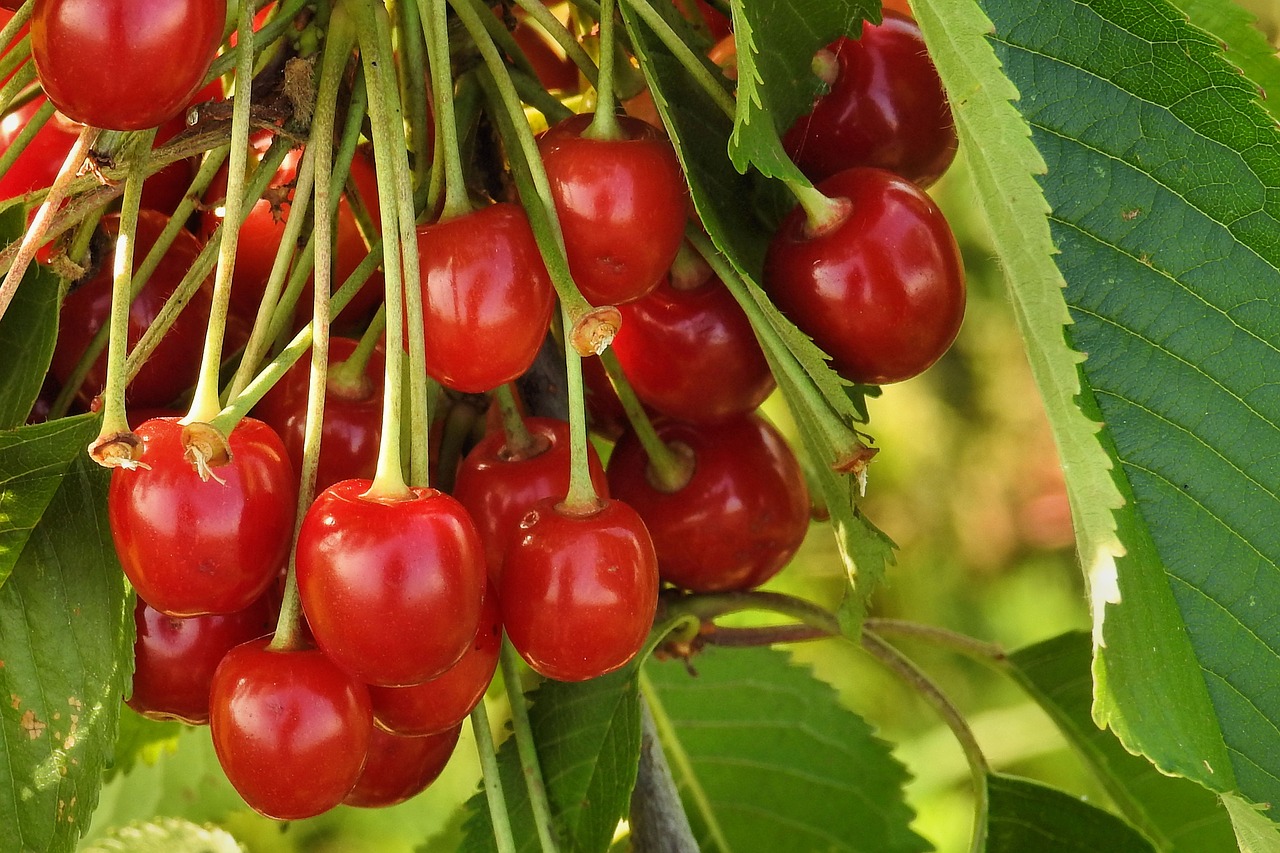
[
  {"x1": 537, "y1": 113, "x2": 688, "y2": 305},
  {"x1": 783, "y1": 11, "x2": 957, "y2": 187},
  {"x1": 606, "y1": 414, "x2": 810, "y2": 592},
  {"x1": 501, "y1": 497, "x2": 659, "y2": 682},
  {"x1": 763, "y1": 167, "x2": 964, "y2": 385},
  {"x1": 453, "y1": 417, "x2": 609, "y2": 583},
  {"x1": 343, "y1": 724, "x2": 461, "y2": 809},
  {"x1": 611, "y1": 272, "x2": 775, "y2": 422},
  {"x1": 209, "y1": 639, "x2": 373, "y2": 820}
]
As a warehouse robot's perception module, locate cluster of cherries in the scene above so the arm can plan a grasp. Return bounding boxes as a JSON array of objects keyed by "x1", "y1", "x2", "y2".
[{"x1": 4, "y1": 0, "x2": 961, "y2": 822}]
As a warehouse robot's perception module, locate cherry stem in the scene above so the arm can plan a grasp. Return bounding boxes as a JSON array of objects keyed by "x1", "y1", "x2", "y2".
[
  {"x1": 88, "y1": 129, "x2": 153, "y2": 465},
  {"x1": 0, "y1": 57, "x2": 36, "y2": 116},
  {"x1": 500, "y1": 639, "x2": 563, "y2": 853},
  {"x1": 50, "y1": 143, "x2": 224, "y2": 419},
  {"x1": 617, "y1": 0, "x2": 736, "y2": 119},
  {"x1": 328, "y1": 305, "x2": 385, "y2": 397},
  {"x1": 126, "y1": 141, "x2": 293, "y2": 403},
  {"x1": 864, "y1": 618, "x2": 1009, "y2": 663},
  {"x1": 351, "y1": 0, "x2": 413, "y2": 502},
  {"x1": 368, "y1": 0, "x2": 431, "y2": 490},
  {"x1": 0, "y1": 3, "x2": 30, "y2": 54},
  {"x1": 510, "y1": 0, "x2": 600, "y2": 89},
  {"x1": 560, "y1": 309, "x2": 604, "y2": 515},
  {"x1": 0, "y1": 124, "x2": 98, "y2": 325},
  {"x1": 207, "y1": 0, "x2": 309, "y2": 81},
  {"x1": 599, "y1": 348, "x2": 693, "y2": 492},
  {"x1": 454, "y1": 0, "x2": 619, "y2": 354},
  {"x1": 184, "y1": 2, "x2": 258, "y2": 426},
  {"x1": 425, "y1": 0, "x2": 472, "y2": 222},
  {"x1": 0, "y1": 97, "x2": 53, "y2": 190},
  {"x1": 470, "y1": 700, "x2": 518, "y2": 853},
  {"x1": 269, "y1": 6, "x2": 352, "y2": 653},
  {"x1": 395, "y1": 0, "x2": 433, "y2": 197},
  {"x1": 860, "y1": 631, "x2": 991, "y2": 853},
  {"x1": 495, "y1": 383, "x2": 539, "y2": 460},
  {"x1": 788, "y1": 179, "x2": 853, "y2": 238},
  {"x1": 583, "y1": 0, "x2": 621, "y2": 141}
]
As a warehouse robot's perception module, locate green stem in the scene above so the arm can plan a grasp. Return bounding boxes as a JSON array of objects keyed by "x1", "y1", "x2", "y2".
[
  {"x1": 860, "y1": 630, "x2": 990, "y2": 853},
  {"x1": 500, "y1": 640, "x2": 562, "y2": 853},
  {"x1": 561, "y1": 310, "x2": 603, "y2": 514},
  {"x1": 424, "y1": 0, "x2": 471, "y2": 221},
  {"x1": 495, "y1": 383, "x2": 538, "y2": 459},
  {"x1": 788, "y1": 179, "x2": 852, "y2": 237},
  {"x1": 0, "y1": 124, "x2": 98, "y2": 324},
  {"x1": 0, "y1": 86, "x2": 49, "y2": 185},
  {"x1": 329, "y1": 304, "x2": 385, "y2": 393},
  {"x1": 207, "y1": 0, "x2": 311, "y2": 81},
  {"x1": 86, "y1": 130, "x2": 153, "y2": 467},
  {"x1": 0, "y1": 62, "x2": 36, "y2": 116},
  {"x1": 863, "y1": 619, "x2": 1008, "y2": 664},
  {"x1": 350, "y1": 0, "x2": 412, "y2": 501},
  {"x1": 599, "y1": 348, "x2": 692, "y2": 492},
  {"x1": 125, "y1": 141, "x2": 293, "y2": 400},
  {"x1": 470, "y1": 699, "x2": 518, "y2": 853},
  {"x1": 616, "y1": 0, "x2": 735, "y2": 119},
  {"x1": 396, "y1": 0, "x2": 433, "y2": 196},
  {"x1": 369, "y1": 0, "x2": 431, "y2": 489},
  {"x1": 460, "y1": 13, "x2": 619, "y2": 355},
  {"x1": 184, "y1": 1, "x2": 258, "y2": 425},
  {"x1": 583, "y1": 0, "x2": 620, "y2": 140}
]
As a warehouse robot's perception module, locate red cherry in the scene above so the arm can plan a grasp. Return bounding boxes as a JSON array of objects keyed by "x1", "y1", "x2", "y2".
[
  {"x1": 209, "y1": 639, "x2": 373, "y2": 820},
  {"x1": 368, "y1": 585, "x2": 501, "y2": 737},
  {"x1": 453, "y1": 417, "x2": 609, "y2": 583},
  {"x1": 200, "y1": 139, "x2": 385, "y2": 328},
  {"x1": 296, "y1": 479, "x2": 487, "y2": 687},
  {"x1": 763, "y1": 167, "x2": 964, "y2": 385},
  {"x1": 31, "y1": 0, "x2": 225, "y2": 131},
  {"x1": 501, "y1": 498, "x2": 659, "y2": 682},
  {"x1": 108, "y1": 417, "x2": 297, "y2": 616},
  {"x1": 413, "y1": 203, "x2": 555, "y2": 393},
  {"x1": 512, "y1": 19, "x2": 578, "y2": 92},
  {"x1": 606, "y1": 415, "x2": 810, "y2": 592},
  {"x1": 254, "y1": 336, "x2": 385, "y2": 493},
  {"x1": 50, "y1": 210, "x2": 213, "y2": 408},
  {"x1": 783, "y1": 11, "x2": 956, "y2": 187},
  {"x1": 343, "y1": 724, "x2": 461, "y2": 809},
  {"x1": 537, "y1": 113, "x2": 688, "y2": 305},
  {"x1": 127, "y1": 594, "x2": 275, "y2": 725},
  {"x1": 611, "y1": 272, "x2": 775, "y2": 422}
]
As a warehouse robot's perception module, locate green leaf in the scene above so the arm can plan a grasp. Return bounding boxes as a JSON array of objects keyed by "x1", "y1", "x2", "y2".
[
  {"x1": 621, "y1": 0, "x2": 895, "y2": 629},
  {"x1": 460, "y1": 664, "x2": 642, "y2": 852},
  {"x1": 986, "y1": 773, "x2": 1155, "y2": 852},
  {"x1": 0, "y1": 415, "x2": 102, "y2": 590},
  {"x1": 642, "y1": 646, "x2": 927, "y2": 853},
  {"x1": 79, "y1": 818, "x2": 244, "y2": 853},
  {"x1": 975, "y1": 0, "x2": 1280, "y2": 807},
  {"x1": 1007, "y1": 631, "x2": 1236, "y2": 852},
  {"x1": 1167, "y1": 0, "x2": 1280, "y2": 124},
  {"x1": 1223, "y1": 793, "x2": 1280, "y2": 853},
  {"x1": 727, "y1": 0, "x2": 879, "y2": 182},
  {"x1": 0, "y1": 238, "x2": 59, "y2": 430},
  {"x1": 0, "y1": 447, "x2": 133, "y2": 853}
]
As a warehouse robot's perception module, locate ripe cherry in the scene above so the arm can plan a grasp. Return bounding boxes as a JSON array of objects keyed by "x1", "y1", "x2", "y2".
[
  {"x1": 611, "y1": 272, "x2": 775, "y2": 422},
  {"x1": 200, "y1": 139, "x2": 385, "y2": 329},
  {"x1": 501, "y1": 498, "x2": 659, "y2": 682},
  {"x1": 31, "y1": 0, "x2": 225, "y2": 131},
  {"x1": 108, "y1": 417, "x2": 297, "y2": 616},
  {"x1": 783, "y1": 10, "x2": 956, "y2": 187},
  {"x1": 368, "y1": 584, "x2": 501, "y2": 737},
  {"x1": 607, "y1": 414, "x2": 810, "y2": 592},
  {"x1": 296, "y1": 480, "x2": 487, "y2": 687},
  {"x1": 537, "y1": 113, "x2": 687, "y2": 305},
  {"x1": 344, "y1": 724, "x2": 461, "y2": 809},
  {"x1": 254, "y1": 336, "x2": 384, "y2": 493},
  {"x1": 127, "y1": 594, "x2": 275, "y2": 725},
  {"x1": 209, "y1": 639, "x2": 373, "y2": 820},
  {"x1": 413, "y1": 203, "x2": 555, "y2": 393},
  {"x1": 50, "y1": 210, "x2": 213, "y2": 408},
  {"x1": 453, "y1": 417, "x2": 609, "y2": 583},
  {"x1": 763, "y1": 167, "x2": 964, "y2": 385}
]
